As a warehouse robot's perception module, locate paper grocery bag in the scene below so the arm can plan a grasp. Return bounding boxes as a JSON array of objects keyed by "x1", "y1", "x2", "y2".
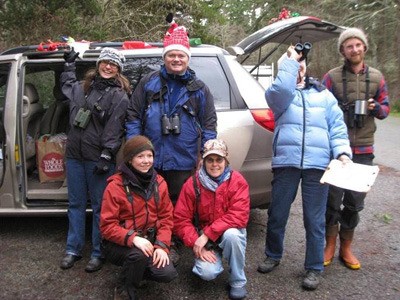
[{"x1": 36, "y1": 140, "x2": 66, "y2": 183}]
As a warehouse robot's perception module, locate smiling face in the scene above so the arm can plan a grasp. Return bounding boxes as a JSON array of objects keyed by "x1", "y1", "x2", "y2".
[
  {"x1": 98, "y1": 60, "x2": 120, "y2": 79},
  {"x1": 341, "y1": 37, "x2": 366, "y2": 66},
  {"x1": 164, "y1": 50, "x2": 189, "y2": 75},
  {"x1": 129, "y1": 150, "x2": 154, "y2": 173},
  {"x1": 204, "y1": 154, "x2": 227, "y2": 178}
]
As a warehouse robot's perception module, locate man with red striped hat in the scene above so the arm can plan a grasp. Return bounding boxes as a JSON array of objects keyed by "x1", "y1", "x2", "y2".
[{"x1": 126, "y1": 14, "x2": 217, "y2": 264}]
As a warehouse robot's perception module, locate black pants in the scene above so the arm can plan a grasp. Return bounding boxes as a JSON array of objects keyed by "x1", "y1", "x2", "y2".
[
  {"x1": 103, "y1": 240, "x2": 178, "y2": 299},
  {"x1": 156, "y1": 169, "x2": 193, "y2": 204},
  {"x1": 326, "y1": 153, "x2": 374, "y2": 230}
]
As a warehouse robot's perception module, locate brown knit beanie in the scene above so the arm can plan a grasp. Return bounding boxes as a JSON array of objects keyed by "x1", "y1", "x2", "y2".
[
  {"x1": 338, "y1": 27, "x2": 368, "y2": 53},
  {"x1": 123, "y1": 135, "x2": 154, "y2": 162}
]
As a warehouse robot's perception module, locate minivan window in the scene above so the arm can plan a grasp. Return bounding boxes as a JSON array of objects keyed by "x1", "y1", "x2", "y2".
[
  {"x1": 124, "y1": 56, "x2": 230, "y2": 110},
  {"x1": 190, "y1": 57, "x2": 230, "y2": 110},
  {"x1": 0, "y1": 63, "x2": 10, "y2": 185},
  {"x1": 226, "y1": 58, "x2": 268, "y2": 108},
  {"x1": 25, "y1": 66, "x2": 56, "y2": 109},
  {"x1": 0, "y1": 63, "x2": 10, "y2": 123}
]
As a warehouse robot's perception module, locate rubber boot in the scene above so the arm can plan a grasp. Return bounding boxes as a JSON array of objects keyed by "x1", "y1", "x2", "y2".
[
  {"x1": 324, "y1": 224, "x2": 338, "y2": 266},
  {"x1": 339, "y1": 229, "x2": 361, "y2": 270}
]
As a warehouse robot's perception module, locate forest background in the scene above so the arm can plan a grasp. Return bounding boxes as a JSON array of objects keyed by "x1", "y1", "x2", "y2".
[{"x1": 0, "y1": 0, "x2": 398, "y2": 111}]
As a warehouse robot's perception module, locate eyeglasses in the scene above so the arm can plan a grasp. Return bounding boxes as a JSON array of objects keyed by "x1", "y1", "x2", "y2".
[
  {"x1": 205, "y1": 157, "x2": 224, "y2": 164},
  {"x1": 100, "y1": 60, "x2": 119, "y2": 69}
]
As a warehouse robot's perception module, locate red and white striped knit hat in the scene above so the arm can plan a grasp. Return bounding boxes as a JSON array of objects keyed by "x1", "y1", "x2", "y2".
[{"x1": 162, "y1": 14, "x2": 191, "y2": 59}]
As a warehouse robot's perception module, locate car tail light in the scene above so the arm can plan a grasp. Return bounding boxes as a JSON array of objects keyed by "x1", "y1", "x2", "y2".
[{"x1": 250, "y1": 109, "x2": 275, "y2": 132}]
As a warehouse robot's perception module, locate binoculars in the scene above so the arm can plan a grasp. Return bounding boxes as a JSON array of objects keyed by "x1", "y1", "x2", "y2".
[
  {"x1": 294, "y1": 42, "x2": 312, "y2": 61},
  {"x1": 73, "y1": 107, "x2": 91, "y2": 129},
  {"x1": 161, "y1": 113, "x2": 181, "y2": 135}
]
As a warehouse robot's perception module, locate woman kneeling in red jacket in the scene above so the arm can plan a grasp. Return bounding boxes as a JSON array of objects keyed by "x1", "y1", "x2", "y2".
[
  {"x1": 174, "y1": 139, "x2": 250, "y2": 300},
  {"x1": 100, "y1": 135, "x2": 177, "y2": 300}
]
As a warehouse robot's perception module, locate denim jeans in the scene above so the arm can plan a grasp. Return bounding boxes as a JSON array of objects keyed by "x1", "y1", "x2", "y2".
[
  {"x1": 65, "y1": 158, "x2": 115, "y2": 258},
  {"x1": 192, "y1": 228, "x2": 247, "y2": 288},
  {"x1": 265, "y1": 167, "x2": 328, "y2": 272}
]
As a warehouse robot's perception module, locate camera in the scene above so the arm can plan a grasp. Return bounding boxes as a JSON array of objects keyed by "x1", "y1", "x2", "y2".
[
  {"x1": 294, "y1": 42, "x2": 312, "y2": 61},
  {"x1": 204, "y1": 240, "x2": 219, "y2": 251},
  {"x1": 144, "y1": 227, "x2": 156, "y2": 244},
  {"x1": 73, "y1": 107, "x2": 91, "y2": 129},
  {"x1": 161, "y1": 113, "x2": 181, "y2": 135}
]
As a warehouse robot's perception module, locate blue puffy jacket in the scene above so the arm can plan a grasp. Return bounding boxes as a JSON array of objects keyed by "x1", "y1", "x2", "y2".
[
  {"x1": 126, "y1": 66, "x2": 217, "y2": 171},
  {"x1": 265, "y1": 57, "x2": 351, "y2": 170}
]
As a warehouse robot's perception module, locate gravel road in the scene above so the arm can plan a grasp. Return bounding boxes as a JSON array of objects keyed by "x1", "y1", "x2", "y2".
[{"x1": 0, "y1": 117, "x2": 399, "y2": 300}]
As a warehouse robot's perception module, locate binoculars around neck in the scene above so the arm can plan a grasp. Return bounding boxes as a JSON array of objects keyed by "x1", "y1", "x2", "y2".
[{"x1": 294, "y1": 42, "x2": 312, "y2": 61}]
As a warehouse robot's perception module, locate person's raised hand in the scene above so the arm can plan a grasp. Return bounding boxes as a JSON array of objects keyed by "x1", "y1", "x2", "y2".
[{"x1": 63, "y1": 48, "x2": 79, "y2": 63}]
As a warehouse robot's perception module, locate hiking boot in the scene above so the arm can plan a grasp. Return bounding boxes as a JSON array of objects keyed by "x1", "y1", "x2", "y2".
[
  {"x1": 170, "y1": 246, "x2": 180, "y2": 267},
  {"x1": 339, "y1": 238, "x2": 361, "y2": 270},
  {"x1": 229, "y1": 285, "x2": 247, "y2": 299},
  {"x1": 257, "y1": 257, "x2": 280, "y2": 273},
  {"x1": 302, "y1": 270, "x2": 321, "y2": 290}
]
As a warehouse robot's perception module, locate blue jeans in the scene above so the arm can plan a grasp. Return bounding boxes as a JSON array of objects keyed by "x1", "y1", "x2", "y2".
[
  {"x1": 192, "y1": 228, "x2": 247, "y2": 288},
  {"x1": 265, "y1": 167, "x2": 328, "y2": 272},
  {"x1": 65, "y1": 158, "x2": 115, "y2": 258}
]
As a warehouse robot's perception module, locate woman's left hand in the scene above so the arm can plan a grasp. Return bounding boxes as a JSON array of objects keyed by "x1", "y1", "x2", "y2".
[{"x1": 152, "y1": 248, "x2": 170, "y2": 268}]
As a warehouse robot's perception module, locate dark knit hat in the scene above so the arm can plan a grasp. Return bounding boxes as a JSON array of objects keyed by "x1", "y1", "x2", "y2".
[
  {"x1": 123, "y1": 135, "x2": 154, "y2": 162},
  {"x1": 338, "y1": 27, "x2": 368, "y2": 53}
]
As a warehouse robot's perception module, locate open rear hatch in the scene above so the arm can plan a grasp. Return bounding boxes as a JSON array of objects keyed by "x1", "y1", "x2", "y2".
[{"x1": 228, "y1": 16, "x2": 345, "y2": 67}]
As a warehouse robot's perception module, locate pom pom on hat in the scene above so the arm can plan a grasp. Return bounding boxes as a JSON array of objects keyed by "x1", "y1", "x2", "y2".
[
  {"x1": 338, "y1": 27, "x2": 368, "y2": 53},
  {"x1": 97, "y1": 47, "x2": 126, "y2": 71},
  {"x1": 123, "y1": 135, "x2": 154, "y2": 163},
  {"x1": 162, "y1": 14, "x2": 191, "y2": 59}
]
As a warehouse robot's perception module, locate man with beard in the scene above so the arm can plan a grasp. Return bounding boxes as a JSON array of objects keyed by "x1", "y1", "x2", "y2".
[{"x1": 322, "y1": 28, "x2": 390, "y2": 270}]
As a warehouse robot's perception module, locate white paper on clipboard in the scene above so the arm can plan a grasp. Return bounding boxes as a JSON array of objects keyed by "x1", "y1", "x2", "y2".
[{"x1": 320, "y1": 159, "x2": 379, "y2": 193}]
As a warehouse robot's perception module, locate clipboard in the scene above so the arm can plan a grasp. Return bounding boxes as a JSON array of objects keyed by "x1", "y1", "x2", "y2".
[{"x1": 320, "y1": 159, "x2": 379, "y2": 193}]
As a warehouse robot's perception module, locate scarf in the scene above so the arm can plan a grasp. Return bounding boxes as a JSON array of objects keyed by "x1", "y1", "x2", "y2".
[
  {"x1": 92, "y1": 75, "x2": 120, "y2": 91},
  {"x1": 198, "y1": 165, "x2": 232, "y2": 192},
  {"x1": 119, "y1": 163, "x2": 156, "y2": 200}
]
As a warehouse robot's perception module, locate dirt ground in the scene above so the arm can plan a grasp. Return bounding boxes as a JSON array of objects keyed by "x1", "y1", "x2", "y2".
[{"x1": 0, "y1": 163, "x2": 399, "y2": 300}]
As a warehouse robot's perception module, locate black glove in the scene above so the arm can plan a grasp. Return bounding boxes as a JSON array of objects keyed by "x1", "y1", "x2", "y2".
[
  {"x1": 63, "y1": 48, "x2": 79, "y2": 63},
  {"x1": 94, "y1": 150, "x2": 112, "y2": 175}
]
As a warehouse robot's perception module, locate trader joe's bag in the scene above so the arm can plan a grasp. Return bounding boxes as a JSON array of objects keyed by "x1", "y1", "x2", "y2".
[{"x1": 36, "y1": 134, "x2": 67, "y2": 183}]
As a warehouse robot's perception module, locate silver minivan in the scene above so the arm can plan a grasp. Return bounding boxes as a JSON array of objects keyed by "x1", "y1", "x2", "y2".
[{"x1": 0, "y1": 16, "x2": 344, "y2": 215}]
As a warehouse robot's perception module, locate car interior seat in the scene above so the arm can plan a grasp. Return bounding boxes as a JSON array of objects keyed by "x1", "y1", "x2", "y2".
[
  {"x1": 22, "y1": 83, "x2": 45, "y2": 170},
  {"x1": 39, "y1": 85, "x2": 69, "y2": 136}
]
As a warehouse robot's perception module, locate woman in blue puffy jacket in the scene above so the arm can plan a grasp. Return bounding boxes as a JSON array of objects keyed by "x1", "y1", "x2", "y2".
[{"x1": 257, "y1": 45, "x2": 352, "y2": 291}]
